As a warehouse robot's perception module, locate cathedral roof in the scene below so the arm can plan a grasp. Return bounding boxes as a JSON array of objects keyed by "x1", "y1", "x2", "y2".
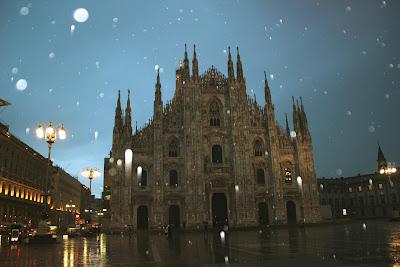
[{"x1": 200, "y1": 65, "x2": 227, "y2": 88}]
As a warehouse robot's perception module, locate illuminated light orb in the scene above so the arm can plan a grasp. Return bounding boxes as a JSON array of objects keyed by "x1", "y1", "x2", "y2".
[
  {"x1": 49, "y1": 52, "x2": 55, "y2": 59},
  {"x1": 368, "y1": 179, "x2": 372, "y2": 185},
  {"x1": 296, "y1": 176, "x2": 302, "y2": 184},
  {"x1": 154, "y1": 64, "x2": 159, "y2": 70},
  {"x1": 336, "y1": 168, "x2": 343, "y2": 176},
  {"x1": 379, "y1": 169, "x2": 385, "y2": 174},
  {"x1": 16, "y1": 79, "x2": 28, "y2": 91},
  {"x1": 290, "y1": 131, "x2": 296, "y2": 138},
  {"x1": 320, "y1": 184, "x2": 324, "y2": 190},
  {"x1": 224, "y1": 256, "x2": 229, "y2": 263},
  {"x1": 235, "y1": 185, "x2": 239, "y2": 192},
  {"x1": 109, "y1": 157, "x2": 114, "y2": 163},
  {"x1": 73, "y1": 8, "x2": 89, "y2": 23},
  {"x1": 117, "y1": 159, "x2": 122, "y2": 166},
  {"x1": 70, "y1": 25, "x2": 75, "y2": 33},
  {"x1": 94, "y1": 131, "x2": 98, "y2": 141}
]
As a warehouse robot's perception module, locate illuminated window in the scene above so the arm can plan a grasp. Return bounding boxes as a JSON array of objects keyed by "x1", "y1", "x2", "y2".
[
  {"x1": 10, "y1": 185, "x2": 14, "y2": 197},
  {"x1": 139, "y1": 169, "x2": 147, "y2": 187},
  {"x1": 368, "y1": 184, "x2": 373, "y2": 191},
  {"x1": 284, "y1": 168, "x2": 292, "y2": 182},
  {"x1": 378, "y1": 183, "x2": 384, "y2": 190},
  {"x1": 0, "y1": 181, "x2": 2, "y2": 194},
  {"x1": 358, "y1": 186, "x2": 363, "y2": 192},
  {"x1": 348, "y1": 187, "x2": 353, "y2": 193}
]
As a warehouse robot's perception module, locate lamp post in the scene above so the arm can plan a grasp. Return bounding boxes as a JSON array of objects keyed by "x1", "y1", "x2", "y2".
[
  {"x1": 36, "y1": 122, "x2": 66, "y2": 219},
  {"x1": 81, "y1": 168, "x2": 101, "y2": 193}
]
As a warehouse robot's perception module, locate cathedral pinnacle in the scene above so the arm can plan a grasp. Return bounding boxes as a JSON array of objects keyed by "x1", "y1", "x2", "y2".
[
  {"x1": 192, "y1": 44, "x2": 199, "y2": 80},
  {"x1": 236, "y1": 46, "x2": 244, "y2": 82},
  {"x1": 227, "y1": 46, "x2": 235, "y2": 81}
]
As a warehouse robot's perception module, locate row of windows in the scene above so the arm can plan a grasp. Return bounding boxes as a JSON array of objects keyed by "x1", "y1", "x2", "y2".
[
  {"x1": 348, "y1": 183, "x2": 385, "y2": 193},
  {"x1": 322, "y1": 194, "x2": 397, "y2": 207},
  {"x1": 168, "y1": 142, "x2": 265, "y2": 162},
  {"x1": 0, "y1": 180, "x2": 46, "y2": 204}
]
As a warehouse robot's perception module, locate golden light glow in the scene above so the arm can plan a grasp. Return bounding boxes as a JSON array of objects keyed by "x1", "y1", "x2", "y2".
[
  {"x1": 36, "y1": 124, "x2": 44, "y2": 139},
  {"x1": 10, "y1": 185, "x2": 14, "y2": 196},
  {"x1": 81, "y1": 168, "x2": 101, "y2": 179},
  {"x1": 58, "y1": 124, "x2": 67, "y2": 140},
  {"x1": 4, "y1": 184, "x2": 9, "y2": 195},
  {"x1": 15, "y1": 187, "x2": 19, "y2": 198},
  {"x1": 0, "y1": 181, "x2": 3, "y2": 194}
]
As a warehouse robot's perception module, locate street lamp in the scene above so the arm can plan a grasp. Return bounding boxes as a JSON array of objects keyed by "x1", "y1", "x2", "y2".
[
  {"x1": 36, "y1": 122, "x2": 67, "y2": 218},
  {"x1": 81, "y1": 168, "x2": 101, "y2": 193}
]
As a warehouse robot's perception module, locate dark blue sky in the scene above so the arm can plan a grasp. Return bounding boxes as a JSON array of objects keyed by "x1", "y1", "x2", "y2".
[{"x1": 1, "y1": 0, "x2": 399, "y2": 197}]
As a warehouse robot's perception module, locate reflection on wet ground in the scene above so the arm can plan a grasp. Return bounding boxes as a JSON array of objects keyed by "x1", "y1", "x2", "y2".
[{"x1": 1, "y1": 220, "x2": 400, "y2": 266}]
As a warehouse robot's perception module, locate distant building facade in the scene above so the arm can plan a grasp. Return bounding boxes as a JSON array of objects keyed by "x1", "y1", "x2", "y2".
[
  {"x1": 318, "y1": 146, "x2": 399, "y2": 219},
  {"x1": 0, "y1": 122, "x2": 47, "y2": 226},
  {"x1": 105, "y1": 46, "x2": 322, "y2": 230},
  {"x1": 0, "y1": 121, "x2": 88, "y2": 228}
]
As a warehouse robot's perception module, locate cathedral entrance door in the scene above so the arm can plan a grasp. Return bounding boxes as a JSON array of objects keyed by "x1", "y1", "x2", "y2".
[
  {"x1": 212, "y1": 193, "x2": 228, "y2": 228},
  {"x1": 286, "y1": 201, "x2": 297, "y2": 224},
  {"x1": 168, "y1": 205, "x2": 180, "y2": 228},
  {"x1": 258, "y1": 202, "x2": 269, "y2": 226},
  {"x1": 137, "y1": 206, "x2": 149, "y2": 229}
]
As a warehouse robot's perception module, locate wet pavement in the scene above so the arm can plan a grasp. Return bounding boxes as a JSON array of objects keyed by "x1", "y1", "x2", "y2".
[{"x1": 1, "y1": 220, "x2": 400, "y2": 266}]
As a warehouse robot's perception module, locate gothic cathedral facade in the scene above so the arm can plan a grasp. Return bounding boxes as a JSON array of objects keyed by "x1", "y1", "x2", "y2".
[{"x1": 105, "y1": 45, "x2": 322, "y2": 230}]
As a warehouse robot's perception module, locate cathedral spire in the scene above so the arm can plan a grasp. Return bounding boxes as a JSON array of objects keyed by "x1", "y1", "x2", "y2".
[
  {"x1": 154, "y1": 68, "x2": 163, "y2": 122},
  {"x1": 377, "y1": 144, "x2": 387, "y2": 171},
  {"x1": 114, "y1": 90, "x2": 123, "y2": 130},
  {"x1": 183, "y1": 43, "x2": 190, "y2": 81},
  {"x1": 192, "y1": 44, "x2": 199, "y2": 81},
  {"x1": 236, "y1": 46, "x2": 244, "y2": 82},
  {"x1": 292, "y1": 96, "x2": 300, "y2": 133},
  {"x1": 227, "y1": 46, "x2": 235, "y2": 82},
  {"x1": 285, "y1": 113, "x2": 290, "y2": 136},
  {"x1": 124, "y1": 89, "x2": 132, "y2": 138},
  {"x1": 112, "y1": 90, "x2": 123, "y2": 152},
  {"x1": 155, "y1": 68, "x2": 162, "y2": 104},
  {"x1": 264, "y1": 71, "x2": 272, "y2": 108}
]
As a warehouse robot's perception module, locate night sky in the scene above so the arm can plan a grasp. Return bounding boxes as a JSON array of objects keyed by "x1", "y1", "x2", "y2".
[{"x1": 1, "y1": 0, "x2": 399, "y2": 198}]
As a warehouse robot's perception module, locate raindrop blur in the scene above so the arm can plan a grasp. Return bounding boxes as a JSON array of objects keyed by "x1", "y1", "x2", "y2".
[
  {"x1": 16, "y1": 79, "x2": 27, "y2": 91},
  {"x1": 112, "y1": 17, "x2": 119, "y2": 23},
  {"x1": 154, "y1": 64, "x2": 160, "y2": 70},
  {"x1": 73, "y1": 8, "x2": 89, "y2": 23},
  {"x1": 336, "y1": 169, "x2": 343, "y2": 176},
  {"x1": 345, "y1": 6, "x2": 351, "y2": 12},
  {"x1": 25, "y1": 128, "x2": 30, "y2": 135},
  {"x1": 11, "y1": 67, "x2": 18, "y2": 75},
  {"x1": 20, "y1": 7, "x2": 29, "y2": 16},
  {"x1": 99, "y1": 92, "x2": 105, "y2": 98},
  {"x1": 70, "y1": 25, "x2": 75, "y2": 33},
  {"x1": 48, "y1": 52, "x2": 55, "y2": 59},
  {"x1": 94, "y1": 131, "x2": 98, "y2": 141},
  {"x1": 368, "y1": 125, "x2": 375, "y2": 133}
]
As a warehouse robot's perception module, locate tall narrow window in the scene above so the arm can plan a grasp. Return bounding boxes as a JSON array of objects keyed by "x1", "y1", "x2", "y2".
[
  {"x1": 168, "y1": 140, "x2": 178, "y2": 157},
  {"x1": 169, "y1": 170, "x2": 178, "y2": 187},
  {"x1": 254, "y1": 140, "x2": 264, "y2": 157},
  {"x1": 209, "y1": 101, "x2": 221, "y2": 127},
  {"x1": 257, "y1": 169, "x2": 265, "y2": 185},
  {"x1": 140, "y1": 169, "x2": 148, "y2": 187},
  {"x1": 212, "y1": 145, "x2": 223, "y2": 164}
]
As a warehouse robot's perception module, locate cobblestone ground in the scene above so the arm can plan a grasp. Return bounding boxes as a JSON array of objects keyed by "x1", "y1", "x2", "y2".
[{"x1": 1, "y1": 220, "x2": 400, "y2": 266}]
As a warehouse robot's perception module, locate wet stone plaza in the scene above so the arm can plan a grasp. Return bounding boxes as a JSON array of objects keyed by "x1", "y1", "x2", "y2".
[{"x1": 1, "y1": 220, "x2": 400, "y2": 266}]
